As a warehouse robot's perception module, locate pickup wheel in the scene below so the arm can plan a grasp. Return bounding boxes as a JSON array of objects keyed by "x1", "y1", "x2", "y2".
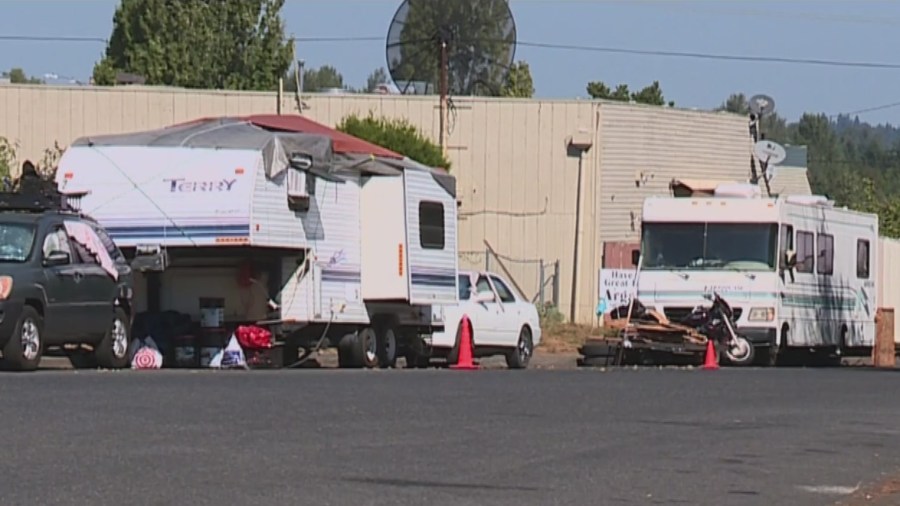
[
  {"x1": 3, "y1": 305, "x2": 43, "y2": 371},
  {"x1": 94, "y1": 308, "x2": 130, "y2": 369},
  {"x1": 506, "y1": 326, "x2": 533, "y2": 369}
]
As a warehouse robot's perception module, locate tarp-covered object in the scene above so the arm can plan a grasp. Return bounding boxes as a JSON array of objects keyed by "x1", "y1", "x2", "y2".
[
  {"x1": 69, "y1": 115, "x2": 455, "y2": 197},
  {"x1": 71, "y1": 117, "x2": 334, "y2": 180}
]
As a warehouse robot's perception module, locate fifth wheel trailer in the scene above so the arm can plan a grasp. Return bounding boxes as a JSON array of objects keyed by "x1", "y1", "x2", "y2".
[
  {"x1": 635, "y1": 185, "x2": 879, "y2": 366},
  {"x1": 54, "y1": 115, "x2": 459, "y2": 368}
]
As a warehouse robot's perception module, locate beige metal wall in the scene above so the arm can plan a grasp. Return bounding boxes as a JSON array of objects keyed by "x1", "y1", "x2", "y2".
[
  {"x1": 878, "y1": 237, "x2": 900, "y2": 343},
  {"x1": 0, "y1": 84, "x2": 752, "y2": 325}
]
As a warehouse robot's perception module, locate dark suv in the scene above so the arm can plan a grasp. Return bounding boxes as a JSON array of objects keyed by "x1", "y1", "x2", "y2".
[{"x1": 0, "y1": 190, "x2": 134, "y2": 371}]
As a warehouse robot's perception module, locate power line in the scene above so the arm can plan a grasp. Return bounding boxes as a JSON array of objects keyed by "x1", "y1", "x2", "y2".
[
  {"x1": 514, "y1": 40, "x2": 900, "y2": 70},
  {"x1": 0, "y1": 35, "x2": 106, "y2": 43},
  {"x1": 293, "y1": 35, "x2": 900, "y2": 70},
  {"x1": 841, "y1": 101, "x2": 900, "y2": 117}
]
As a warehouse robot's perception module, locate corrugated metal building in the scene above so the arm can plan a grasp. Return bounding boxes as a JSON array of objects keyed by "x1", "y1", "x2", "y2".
[
  {"x1": 0, "y1": 84, "x2": 755, "y2": 324},
  {"x1": 768, "y1": 145, "x2": 812, "y2": 197}
]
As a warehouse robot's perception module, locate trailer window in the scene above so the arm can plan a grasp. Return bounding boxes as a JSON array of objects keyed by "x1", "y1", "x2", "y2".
[
  {"x1": 817, "y1": 233, "x2": 834, "y2": 275},
  {"x1": 795, "y1": 231, "x2": 815, "y2": 273},
  {"x1": 857, "y1": 239, "x2": 870, "y2": 279},
  {"x1": 779, "y1": 224, "x2": 793, "y2": 269},
  {"x1": 418, "y1": 201, "x2": 445, "y2": 250}
]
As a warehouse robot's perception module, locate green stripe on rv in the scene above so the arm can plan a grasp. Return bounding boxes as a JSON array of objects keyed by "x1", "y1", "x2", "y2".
[{"x1": 638, "y1": 291, "x2": 859, "y2": 310}]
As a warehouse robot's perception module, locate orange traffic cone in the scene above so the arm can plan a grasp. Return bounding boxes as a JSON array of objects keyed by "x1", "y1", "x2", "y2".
[
  {"x1": 450, "y1": 315, "x2": 478, "y2": 370},
  {"x1": 702, "y1": 339, "x2": 719, "y2": 370}
]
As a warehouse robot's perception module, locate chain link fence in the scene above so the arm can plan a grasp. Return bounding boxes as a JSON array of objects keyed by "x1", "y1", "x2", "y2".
[{"x1": 458, "y1": 241, "x2": 561, "y2": 324}]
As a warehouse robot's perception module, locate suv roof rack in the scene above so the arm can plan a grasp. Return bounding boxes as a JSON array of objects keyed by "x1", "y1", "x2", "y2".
[{"x1": 0, "y1": 176, "x2": 85, "y2": 214}]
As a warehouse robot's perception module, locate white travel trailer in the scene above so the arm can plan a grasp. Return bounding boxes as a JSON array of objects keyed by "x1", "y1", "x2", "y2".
[
  {"x1": 54, "y1": 116, "x2": 459, "y2": 368},
  {"x1": 635, "y1": 184, "x2": 879, "y2": 366}
]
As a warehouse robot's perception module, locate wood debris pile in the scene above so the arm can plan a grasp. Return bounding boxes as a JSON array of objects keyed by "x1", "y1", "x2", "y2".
[{"x1": 605, "y1": 300, "x2": 708, "y2": 346}]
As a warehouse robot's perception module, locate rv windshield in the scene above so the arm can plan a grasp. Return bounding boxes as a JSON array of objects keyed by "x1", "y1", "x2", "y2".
[{"x1": 640, "y1": 222, "x2": 778, "y2": 271}]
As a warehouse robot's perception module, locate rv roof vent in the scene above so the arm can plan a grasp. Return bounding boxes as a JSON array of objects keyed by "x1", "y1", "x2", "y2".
[
  {"x1": 785, "y1": 195, "x2": 834, "y2": 207},
  {"x1": 713, "y1": 183, "x2": 762, "y2": 199}
]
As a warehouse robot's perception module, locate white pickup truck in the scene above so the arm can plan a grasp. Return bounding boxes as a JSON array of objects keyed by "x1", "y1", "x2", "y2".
[{"x1": 425, "y1": 270, "x2": 543, "y2": 369}]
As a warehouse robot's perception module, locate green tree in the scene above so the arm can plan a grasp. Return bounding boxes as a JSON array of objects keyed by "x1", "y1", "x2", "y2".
[
  {"x1": 335, "y1": 112, "x2": 451, "y2": 170},
  {"x1": 3, "y1": 68, "x2": 42, "y2": 84},
  {"x1": 388, "y1": 0, "x2": 517, "y2": 96},
  {"x1": 92, "y1": 0, "x2": 293, "y2": 90},
  {"x1": 290, "y1": 65, "x2": 346, "y2": 92},
  {"x1": 499, "y1": 60, "x2": 534, "y2": 98},
  {"x1": 586, "y1": 80, "x2": 672, "y2": 106},
  {"x1": 366, "y1": 67, "x2": 389, "y2": 92}
]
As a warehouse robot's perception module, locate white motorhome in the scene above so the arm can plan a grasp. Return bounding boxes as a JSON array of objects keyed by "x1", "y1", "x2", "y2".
[
  {"x1": 636, "y1": 184, "x2": 878, "y2": 366},
  {"x1": 54, "y1": 116, "x2": 459, "y2": 368}
]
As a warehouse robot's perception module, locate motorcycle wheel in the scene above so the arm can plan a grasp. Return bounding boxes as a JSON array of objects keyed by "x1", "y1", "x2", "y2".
[{"x1": 724, "y1": 336, "x2": 755, "y2": 366}]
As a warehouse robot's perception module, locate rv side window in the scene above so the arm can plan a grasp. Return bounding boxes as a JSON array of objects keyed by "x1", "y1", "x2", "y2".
[
  {"x1": 796, "y1": 230, "x2": 814, "y2": 273},
  {"x1": 857, "y1": 239, "x2": 870, "y2": 279},
  {"x1": 817, "y1": 233, "x2": 834, "y2": 275},
  {"x1": 418, "y1": 201, "x2": 445, "y2": 250}
]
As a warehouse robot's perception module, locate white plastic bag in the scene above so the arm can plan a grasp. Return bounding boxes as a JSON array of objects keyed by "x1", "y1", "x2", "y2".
[
  {"x1": 208, "y1": 334, "x2": 247, "y2": 369},
  {"x1": 131, "y1": 336, "x2": 163, "y2": 369}
]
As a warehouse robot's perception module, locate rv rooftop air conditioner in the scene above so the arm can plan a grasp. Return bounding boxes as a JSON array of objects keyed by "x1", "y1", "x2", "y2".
[
  {"x1": 785, "y1": 195, "x2": 834, "y2": 207},
  {"x1": 287, "y1": 153, "x2": 316, "y2": 212},
  {"x1": 713, "y1": 183, "x2": 761, "y2": 199}
]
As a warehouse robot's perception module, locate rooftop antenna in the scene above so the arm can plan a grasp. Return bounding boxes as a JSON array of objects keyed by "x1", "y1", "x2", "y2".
[
  {"x1": 748, "y1": 93, "x2": 776, "y2": 192},
  {"x1": 385, "y1": 0, "x2": 518, "y2": 158},
  {"x1": 753, "y1": 139, "x2": 786, "y2": 196}
]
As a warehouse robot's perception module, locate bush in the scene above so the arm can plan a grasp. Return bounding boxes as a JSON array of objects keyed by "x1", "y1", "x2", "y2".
[{"x1": 335, "y1": 112, "x2": 451, "y2": 170}]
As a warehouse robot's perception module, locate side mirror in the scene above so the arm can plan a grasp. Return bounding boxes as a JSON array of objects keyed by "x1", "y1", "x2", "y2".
[
  {"x1": 783, "y1": 249, "x2": 797, "y2": 269},
  {"x1": 631, "y1": 249, "x2": 640, "y2": 266},
  {"x1": 43, "y1": 250, "x2": 70, "y2": 267},
  {"x1": 473, "y1": 290, "x2": 495, "y2": 303}
]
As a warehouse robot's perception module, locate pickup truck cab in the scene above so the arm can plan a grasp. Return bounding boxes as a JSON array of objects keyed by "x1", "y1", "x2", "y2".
[{"x1": 0, "y1": 189, "x2": 134, "y2": 371}]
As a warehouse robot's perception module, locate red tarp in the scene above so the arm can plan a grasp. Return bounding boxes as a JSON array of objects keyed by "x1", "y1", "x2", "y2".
[{"x1": 177, "y1": 114, "x2": 403, "y2": 159}]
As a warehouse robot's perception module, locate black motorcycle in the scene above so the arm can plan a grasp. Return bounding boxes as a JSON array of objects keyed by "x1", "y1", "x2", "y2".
[{"x1": 679, "y1": 291, "x2": 755, "y2": 366}]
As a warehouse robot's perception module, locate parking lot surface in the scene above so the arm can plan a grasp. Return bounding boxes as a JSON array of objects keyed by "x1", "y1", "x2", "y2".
[{"x1": 1, "y1": 366, "x2": 898, "y2": 506}]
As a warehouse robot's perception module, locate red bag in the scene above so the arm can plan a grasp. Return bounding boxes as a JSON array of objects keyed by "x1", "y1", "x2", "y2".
[{"x1": 236, "y1": 325, "x2": 272, "y2": 350}]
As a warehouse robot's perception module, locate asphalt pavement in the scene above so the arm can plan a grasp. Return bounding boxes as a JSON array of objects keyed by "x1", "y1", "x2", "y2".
[{"x1": 1, "y1": 365, "x2": 899, "y2": 506}]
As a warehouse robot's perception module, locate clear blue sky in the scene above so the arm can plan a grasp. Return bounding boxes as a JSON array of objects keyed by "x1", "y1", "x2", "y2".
[{"x1": 2, "y1": 0, "x2": 899, "y2": 125}]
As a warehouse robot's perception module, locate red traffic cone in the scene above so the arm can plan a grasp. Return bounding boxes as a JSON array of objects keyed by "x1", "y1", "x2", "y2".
[
  {"x1": 450, "y1": 315, "x2": 478, "y2": 370},
  {"x1": 702, "y1": 339, "x2": 719, "y2": 370}
]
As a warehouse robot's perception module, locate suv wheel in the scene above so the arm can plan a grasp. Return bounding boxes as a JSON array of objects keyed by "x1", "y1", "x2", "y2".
[
  {"x1": 95, "y1": 308, "x2": 130, "y2": 369},
  {"x1": 3, "y1": 306, "x2": 43, "y2": 371}
]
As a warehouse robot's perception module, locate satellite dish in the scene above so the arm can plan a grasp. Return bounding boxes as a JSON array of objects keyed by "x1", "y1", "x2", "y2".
[
  {"x1": 753, "y1": 140, "x2": 787, "y2": 166},
  {"x1": 749, "y1": 94, "x2": 776, "y2": 117},
  {"x1": 385, "y1": 0, "x2": 518, "y2": 96}
]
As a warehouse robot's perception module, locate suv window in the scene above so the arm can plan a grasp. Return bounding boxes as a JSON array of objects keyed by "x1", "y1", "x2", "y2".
[
  {"x1": 90, "y1": 223, "x2": 124, "y2": 262},
  {"x1": 0, "y1": 223, "x2": 36, "y2": 263},
  {"x1": 42, "y1": 227, "x2": 72, "y2": 264}
]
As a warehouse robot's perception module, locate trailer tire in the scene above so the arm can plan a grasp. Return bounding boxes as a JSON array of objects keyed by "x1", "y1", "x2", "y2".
[
  {"x1": 352, "y1": 328, "x2": 379, "y2": 369},
  {"x1": 375, "y1": 323, "x2": 398, "y2": 369},
  {"x1": 337, "y1": 333, "x2": 358, "y2": 368}
]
